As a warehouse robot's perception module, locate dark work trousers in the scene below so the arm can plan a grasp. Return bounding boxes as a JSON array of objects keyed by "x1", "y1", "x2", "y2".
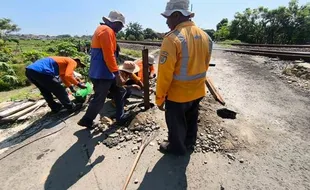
[
  {"x1": 124, "y1": 80, "x2": 136, "y2": 100},
  {"x1": 107, "y1": 79, "x2": 136, "y2": 101},
  {"x1": 82, "y1": 78, "x2": 126, "y2": 122},
  {"x1": 25, "y1": 69, "x2": 73, "y2": 111},
  {"x1": 165, "y1": 97, "x2": 203, "y2": 154}
]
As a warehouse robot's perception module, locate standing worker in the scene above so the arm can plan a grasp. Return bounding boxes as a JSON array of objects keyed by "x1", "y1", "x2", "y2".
[
  {"x1": 25, "y1": 56, "x2": 87, "y2": 113},
  {"x1": 78, "y1": 11, "x2": 131, "y2": 128},
  {"x1": 156, "y1": 0, "x2": 213, "y2": 155}
]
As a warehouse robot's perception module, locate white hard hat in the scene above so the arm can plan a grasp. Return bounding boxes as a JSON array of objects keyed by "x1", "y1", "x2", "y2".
[
  {"x1": 161, "y1": 0, "x2": 195, "y2": 18},
  {"x1": 102, "y1": 10, "x2": 126, "y2": 26},
  {"x1": 148, "y1": 55, "x2": 156, "y2": 65}
]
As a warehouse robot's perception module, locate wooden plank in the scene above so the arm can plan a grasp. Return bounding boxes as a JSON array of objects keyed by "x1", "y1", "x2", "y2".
[
  {"x1": 0, "y1": 102, "x2": 14, "y2": 110},
  {"x1": 142, "y1": 49, "x2": 150, "y2": 110},
  {"x1": 0, "y1": 101, "x2": 36, "y2": 119},
  {"x1": 0, "y1": 100, "x2": 27, "y2": 113},
  {"x1": 6, "y1": 100, "x2": 45, "y2": 121},
  {"x1": 205, "y1": 77, "x2": 225, "y2": 106},
  {"x1": 17, "y1": 100, "x2": 46, "y2": 121}
]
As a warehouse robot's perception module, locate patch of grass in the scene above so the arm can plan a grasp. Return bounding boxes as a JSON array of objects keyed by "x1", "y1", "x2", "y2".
[
  {"x1": 7, "y1": 39, "x2": 48, "y2": 52},
  {"x1": 121, "y1": 48, "x2": 142, "y2": 58},
  {"x1": 0, "y1": 85, "x2": 41, "y2": 103},
  {"x1": 217, "y1": 40, "x2": 242, "y2": 45},
  {"x1": 217, "y1": 44, "x2": 233, "y2": 48}
]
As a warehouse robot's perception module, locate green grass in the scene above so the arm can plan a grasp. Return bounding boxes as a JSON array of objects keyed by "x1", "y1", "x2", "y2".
[
  {"x1": 0, "y1": 85, "x2": 41, "y2": 103},
  {"x1": 121, "y1": 48, "x2": 142, "y2": 58},
  {"x1": 7, "y1": 39, "x2": 48, "y2": 52},
  {"x1": 217, "y1": 40, "x2": 242, "y2": 45}
]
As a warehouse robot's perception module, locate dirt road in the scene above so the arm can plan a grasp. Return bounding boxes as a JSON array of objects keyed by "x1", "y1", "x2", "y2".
[{"x1": 0, "y1": 50, "x2": 309, "y2": 190}]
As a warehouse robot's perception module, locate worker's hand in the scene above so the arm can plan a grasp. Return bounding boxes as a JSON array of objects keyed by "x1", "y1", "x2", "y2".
[
  {"x1": 149, "y1": 73, "x2": 156, "y2": 79},
  {"x1": 77, "y1": 83, "x2": 87, "y2": 89},
  {"x1": 115, "y1": 74, "x2": 125, "y2": 87},
  {"x1": 158, "y1": 102, "x2": 166, "y2": 111},
  {"x1": 76, "y1": 77, "x2": 82, "y2": 83},
  {"x1": 132, "y1": 84, "x2": 141, "y2": 90},
  {"x1": 69, "y1": 86, "x2": 76, "y2": 93}
]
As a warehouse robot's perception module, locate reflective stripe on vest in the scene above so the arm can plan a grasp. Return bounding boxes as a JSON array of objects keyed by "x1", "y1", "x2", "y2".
[{"x1": 173, "y1": 30, "x2": 206, "y2": 81}]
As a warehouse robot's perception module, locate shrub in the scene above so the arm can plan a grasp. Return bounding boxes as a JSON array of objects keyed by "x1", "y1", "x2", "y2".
[
  {"x1": 22, "y1": 50, "x2": 48, "y2": 63},
  {"x1": 56, "y1": 42, "x2": 78, "y2": 56},
  {"x1": 46, "y1": 46, "x2": 57, "y2": 53},
  {"x1": 11, "y1": 64, "x2": 29, "y2": 86},
  {"x1": 1, "y1": 75, "x2": 19, "y2": 85},
  {"x1": 9, "y1": 57, "x2": 21, "y2": 64},
  {"x1": 0, "y1": 79, "x2": 11, "y2": 91},
  {"x1": 0, "y1": 51, "x2": 11, "y2": 62},
  {"x1": 127, "y1": 35, "x2": 136, "y2": 41}
]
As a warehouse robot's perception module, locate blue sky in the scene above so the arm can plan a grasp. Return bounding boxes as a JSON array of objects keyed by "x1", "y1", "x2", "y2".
[{"x1": 0, "y1": 0, "x2": 308, "y2": 35}]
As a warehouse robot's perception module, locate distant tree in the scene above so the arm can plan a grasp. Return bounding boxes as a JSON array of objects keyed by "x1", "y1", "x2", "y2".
[
  {"x1": 127, "y1": 34, "x2": 136, "y2": 41},
  {"x1": 203, "y1": 29, "x2": 215, "y2": 40},
  {"x1": 0, "y1": 18, "x2": 20, "y2": 41},
  {"x1": 216, "y1": 18, "x2": 229, "y2": 31},
  {"x1": 56, "y1": 34, "x2": 72, "y2": 39},
  {"x1": 116, "y1": 31, "x2": 125, "y2": 40},
  {"x1": 125, "y1": 22, "x2": 144, "y2": 41},
  {"x1": 156, "y1": 32, "x2": 165, "y2": 40},
  {"x1": 143, "y1": 28, "x2": 157, "y2": 40},
  {"x1": 219, "y1": 0, "x2": 310, "y2": 44},
  {"x1": 214, "y1": 25, "x2": 230, "y2": 41}
]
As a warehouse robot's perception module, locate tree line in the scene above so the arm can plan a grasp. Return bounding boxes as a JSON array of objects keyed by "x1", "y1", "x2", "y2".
[{"x1": 213, "y1": 0, "x2": 310, "y2": 44}]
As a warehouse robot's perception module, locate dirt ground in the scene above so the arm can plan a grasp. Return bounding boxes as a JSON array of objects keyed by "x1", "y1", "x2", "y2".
[{"x1": 0, "y1": 50, "x2": 309, "y2": 190}]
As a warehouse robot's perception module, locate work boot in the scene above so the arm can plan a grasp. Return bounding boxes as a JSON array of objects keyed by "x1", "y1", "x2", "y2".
[
  {"x1": 67, "y1": 103, "x2": 83, "y2": 113},
  {"x1": 159, "y1": 142, "x2": 186, "y2": 156},
  {"x1": 185, "y1": 138, "x2": 196, "y2": 151},
  {"x1": 50, "y1": 103, "x2": 64, "y2": 114},
  {"x1": 77, "y1": 117, "x2": 95, "y2": 129},
  {"x1": 116, "y1": 112, "x2": 133, "y2": 126}
]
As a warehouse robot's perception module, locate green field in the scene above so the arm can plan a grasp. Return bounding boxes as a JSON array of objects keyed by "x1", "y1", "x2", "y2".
[{"x1": 0, "y1": 38, "x2": 140, "y2": 97}]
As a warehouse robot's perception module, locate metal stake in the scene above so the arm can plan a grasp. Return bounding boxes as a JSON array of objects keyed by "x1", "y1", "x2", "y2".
[{"x1": 142, "y1": 49, "x2": 150, "y2": 110}]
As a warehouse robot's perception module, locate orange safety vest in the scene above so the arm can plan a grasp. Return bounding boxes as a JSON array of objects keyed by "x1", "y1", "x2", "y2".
[
  {"x1": 136, "y1": 60, "x2": 155, "y2": 82},
  {"x1": 50, "y1": 56, "x2": 79, "y2": 87},
  {"x1": 156, "y1": 21, "x2": 213, "y2": 105}
]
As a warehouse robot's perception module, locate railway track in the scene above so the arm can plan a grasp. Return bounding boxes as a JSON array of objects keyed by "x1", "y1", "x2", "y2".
[
  {"x1": 118, "y1": 40, "x2": 310, "y2": 62},
  {"x1": 231, "y1": 43, "x2": 310, "y2": 48},
  {"x1": 221, "y1": 48, "x2": 310, "y2": 62}
]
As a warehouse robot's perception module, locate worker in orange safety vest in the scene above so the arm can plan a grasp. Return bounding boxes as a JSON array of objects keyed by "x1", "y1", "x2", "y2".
[
  {"x1": 156, "y1": 0, "x2": 213, "y2": 155},
  {"x1": 78, "y1": 11, "x2": 132, "y2": 128},
  {"x1": 135, "y1": 54, "x2": 157, "y2": 81},
  {"x1": 26, "y1": 56, "x2": 87, "y2": 113}
]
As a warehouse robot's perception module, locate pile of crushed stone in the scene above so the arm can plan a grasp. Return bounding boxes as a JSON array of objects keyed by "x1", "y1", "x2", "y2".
[{"x1": 98, "y1": 112, "x2": 160, "y2": 150}]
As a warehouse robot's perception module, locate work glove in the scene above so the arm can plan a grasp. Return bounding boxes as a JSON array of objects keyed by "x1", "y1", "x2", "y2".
[
  {"x1": 77, "y1": 83, "x2": 87, "y2": 89},
  {"x1": 69, "y1": 86, "x2": 76, "y2": 93}
]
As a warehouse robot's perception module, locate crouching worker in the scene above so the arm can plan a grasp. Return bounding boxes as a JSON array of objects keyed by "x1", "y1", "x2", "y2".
[
  {"x1": 25, "y1": 56, "x2": 87, "y2": 113},
  {"x1": 135, "y1": 55, "x2": 156, "y2": 81},
  {"x1": 119, "y1": 61, "x2": 144, "y2": 100}
]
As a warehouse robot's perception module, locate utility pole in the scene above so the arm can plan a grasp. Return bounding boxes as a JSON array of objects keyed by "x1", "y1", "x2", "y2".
[{"x1": 191, "y1": 4, "x2": 193, "y2": 11}]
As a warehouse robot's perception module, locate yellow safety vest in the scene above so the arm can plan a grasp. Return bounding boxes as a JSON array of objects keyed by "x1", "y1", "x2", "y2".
[{"x1": 156, "y1": 21, "x2": 213, "y2": 105}]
